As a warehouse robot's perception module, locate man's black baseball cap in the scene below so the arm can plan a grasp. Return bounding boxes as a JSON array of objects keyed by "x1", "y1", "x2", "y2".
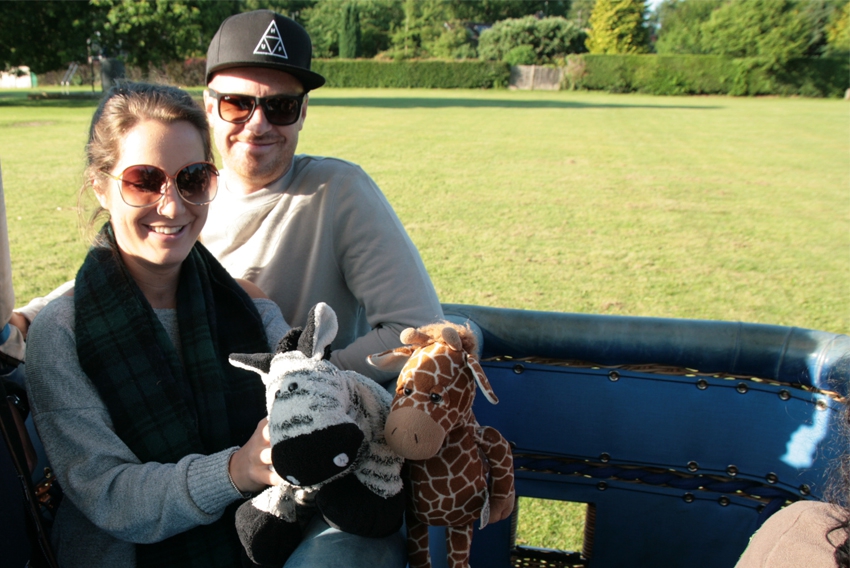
[{"x1": 206, "y1": 10, "x2": 326, "y2": 91}]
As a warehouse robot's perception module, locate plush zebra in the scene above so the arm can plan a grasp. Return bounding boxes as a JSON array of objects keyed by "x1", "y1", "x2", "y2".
[{"x1": 229, "y1": 302, "x2": 405, "y2": 568}]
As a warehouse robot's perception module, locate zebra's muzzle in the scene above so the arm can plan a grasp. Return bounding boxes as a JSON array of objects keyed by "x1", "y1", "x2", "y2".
[{"x1": 271, "y1": 422, "x2": 365, "y2": 487}]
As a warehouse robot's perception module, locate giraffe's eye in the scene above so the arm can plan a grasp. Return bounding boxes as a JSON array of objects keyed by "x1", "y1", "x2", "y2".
[
  {"x1": 403, "y1": 388, "x2": 412, "y2": 396},
  {"x1": 429, "y1": 393, "x2": 443, "y2": 404}
]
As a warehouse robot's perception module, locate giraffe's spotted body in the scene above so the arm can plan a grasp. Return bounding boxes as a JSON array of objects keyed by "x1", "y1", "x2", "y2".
[{"x1": 369, "y1": 321, "x2": 516, "y2": 568}]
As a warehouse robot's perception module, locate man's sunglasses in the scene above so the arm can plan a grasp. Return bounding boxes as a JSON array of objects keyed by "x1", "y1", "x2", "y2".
[
  {"x1": 207, "y1": 88, "x2": 305, "y2": 126},
  {"x1": 103, "y1": 162, "x2": 219, "y2": 208}
]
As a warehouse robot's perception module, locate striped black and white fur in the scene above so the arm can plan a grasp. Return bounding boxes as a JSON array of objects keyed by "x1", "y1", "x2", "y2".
[{"x1": 229, "y1": 302, "x2": 404, "y2": 568}]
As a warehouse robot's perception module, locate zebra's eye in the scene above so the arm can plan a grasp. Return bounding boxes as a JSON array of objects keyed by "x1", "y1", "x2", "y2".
[
  {"x1": 403, "y1": 388, "x2": 412, "y2": 396},
  {"x1": 429, "y1": 393, "x2": 442, "y2": 404},
  {"x1": 288, "y1": 382, "x2": 298, "y2": 392}
]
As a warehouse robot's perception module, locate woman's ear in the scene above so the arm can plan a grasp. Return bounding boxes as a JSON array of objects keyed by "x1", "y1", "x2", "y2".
[{"x1": 92, "y1": 179, "x2": 110, "y2": 210}]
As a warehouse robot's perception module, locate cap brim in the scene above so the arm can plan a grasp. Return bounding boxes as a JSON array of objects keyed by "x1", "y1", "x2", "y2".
[{"x1": 206, "y1": 61, "x2": 325, "y2": 91}]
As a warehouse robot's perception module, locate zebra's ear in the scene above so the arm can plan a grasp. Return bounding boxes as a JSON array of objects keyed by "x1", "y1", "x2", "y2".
[
  {"x1": 298, "y1": 302, "x2": 338, "y2": 359},
  {"x1": 229, "y1": 352, "x2": 274, "y2": 376}
]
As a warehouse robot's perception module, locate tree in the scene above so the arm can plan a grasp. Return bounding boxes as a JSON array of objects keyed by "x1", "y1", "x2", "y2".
[
  {"x1": 338, "y1": 2, "x2": 361, "y2": 58},
  {"x1": 825, "y1": 0, "x2": 850, "y2": 54},
  {"x1": 569, "y1": 0, "x2": 597, "y2": 29},
  {"x1": 586, "y1": 0, "x2": 650, "y2": 54},
  {"x1": 654, "y1": 0, "x2": 722, "y2": 55},
  {"x1": 478, "y1": 16, "x2": 587, "y2": 63},
  {"x1": 698, "y1": 0, "x2": 814, "y2": 66},
  {"x1": 303, "y1": 0, "x2": 402, "y2": 58},
  {"x1": 0, "y1": 1, "x2": 102, "y2": 73}
]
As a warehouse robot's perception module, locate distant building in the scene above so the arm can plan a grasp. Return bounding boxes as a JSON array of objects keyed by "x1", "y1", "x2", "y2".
[{"x1": 0, "y1": 67, "x2": 36, "y2": 88}]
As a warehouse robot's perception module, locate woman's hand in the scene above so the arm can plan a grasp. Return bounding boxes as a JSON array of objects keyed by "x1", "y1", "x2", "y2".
[{"x1": 228, "y1": 418, "x2": 283, "y2": 494}]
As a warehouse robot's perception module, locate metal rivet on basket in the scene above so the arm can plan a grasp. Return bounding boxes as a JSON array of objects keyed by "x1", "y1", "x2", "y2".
[
  {"x1": 766, "y1": 473, "x2": 778, "y2": 484},
  {"x1": 718, "y1": 496, "x2": 730, "y2": 507},
  {"x1": 512, "y1": 364, "x2": 524, "y2": 375},
  {"x1": 726, "y1": 465, "x2": 738, "y2": 477},
  {"x1": 683, "y1": 493, "x2": 695, "y2": 503},
  {"x1": 779, "y1": 389, "x2": 791, "y2": 401},
  {"x1": 696, "y1": 379, "x2": 708, "y2": 390},
  {"x1": 687, "y1": 461, "x2": 699, "y2": 472},
  {"x1": 800, "y1": 484, "x2": 811, "y2": 496},
  {"x1": 608, "y1": 371, "x2": 620, "y2": 382},
  {"x1": 816, "y1": 399, "x2": 827, "y2": 411},
  {"x1": 600, "y1": 453, "x2": 611, "y2": 463},
  {"x1": 597, "y1": 481, "x2": 608, "y2": 491},
  {"x1": 736, "y1": 383, "x2": 749, "y2": 394}
]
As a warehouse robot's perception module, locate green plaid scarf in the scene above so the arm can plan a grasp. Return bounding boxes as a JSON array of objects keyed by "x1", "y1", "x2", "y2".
[{"x1": 75, "y1": 224, "x2": 268, "y2": 567}]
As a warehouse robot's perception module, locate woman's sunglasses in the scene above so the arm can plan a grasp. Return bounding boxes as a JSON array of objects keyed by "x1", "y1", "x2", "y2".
[
  {"x1": 207, "y1": 88, "x2": 305, "y2": 126},
  {"x1": 103, "y1": 162, "x2": 219, "y2": 208}
]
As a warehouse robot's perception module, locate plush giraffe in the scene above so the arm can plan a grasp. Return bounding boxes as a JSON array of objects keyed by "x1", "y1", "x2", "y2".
[{"x1": 368, "y1": 321, "x2": 515, "y2": 568}]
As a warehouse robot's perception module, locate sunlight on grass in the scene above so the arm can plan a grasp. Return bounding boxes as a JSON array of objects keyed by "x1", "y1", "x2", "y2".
[
  {"x1": 1, "y1": 87, "x2": 848, "y2": 332},
  {"x1": 515, "y1": 498, "x2": 587, "y2": 553}
]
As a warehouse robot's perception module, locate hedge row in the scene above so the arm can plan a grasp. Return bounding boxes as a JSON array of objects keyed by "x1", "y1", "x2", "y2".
[
  {"x1": 310, "y1": 59, "x2": 511, "y2": 89},
  {"x1": 36, "y1": 55, "x2": 846, "y2": 97},
  {"x1": 575, "y1": 54, "x2": 849, "y2": 98}
]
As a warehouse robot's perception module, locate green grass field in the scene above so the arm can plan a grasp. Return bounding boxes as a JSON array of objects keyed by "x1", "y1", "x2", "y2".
[{"x1": 1, "y1": 86, "x2": 848, "y2": 551}]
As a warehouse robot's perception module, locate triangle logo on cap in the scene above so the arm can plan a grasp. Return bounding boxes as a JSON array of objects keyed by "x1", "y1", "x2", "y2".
[{"x1": 253, "y1": 20, "x2": 288, "y2": 59}]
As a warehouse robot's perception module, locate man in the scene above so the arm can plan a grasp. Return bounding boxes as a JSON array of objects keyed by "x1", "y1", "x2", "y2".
[
  {"x1": 200, "y1": 10, "x2": 443, "y2": 384},
  {"x1": 201, "y1": 13, "x2": 430, "y2": 565}
]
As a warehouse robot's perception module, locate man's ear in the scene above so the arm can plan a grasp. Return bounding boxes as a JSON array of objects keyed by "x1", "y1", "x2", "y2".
[
  {"x1": 298, "y1": 94, "x2": 308, "y2": 130},
  {"x1": 203, "y1": 89, "x2": 215, "y2": 119}
]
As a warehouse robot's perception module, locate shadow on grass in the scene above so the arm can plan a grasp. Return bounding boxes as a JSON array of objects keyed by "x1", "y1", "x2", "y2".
[
  {"x1": 308, "y1": 96, "x2": 722, "y2": 110},
  {"x1": 0, "y1": 91, "x2": 722, "y2": 111}
]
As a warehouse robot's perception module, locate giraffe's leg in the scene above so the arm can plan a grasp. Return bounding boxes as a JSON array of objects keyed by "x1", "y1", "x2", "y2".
[
  {"x1": 406, "y1": 513, "x2": 431, "y2": 568},
  {"x1": 446, "y1": 524, "x2": 474, "y2": 568}
]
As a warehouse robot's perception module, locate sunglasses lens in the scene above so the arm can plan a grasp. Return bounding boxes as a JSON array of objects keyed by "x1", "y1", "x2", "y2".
[
  {"x1": 120, "y1": 165, "x2": 167, "y2": 206},
  {"x1": 218, "y1": 94, "x2": 256, "y2": 123},
  {"x1": 176, "y1": 163, "x2": 218, "y2": 204},
  {"x1": 263, "y1": 96, "x2": 301, "y2": 126}
]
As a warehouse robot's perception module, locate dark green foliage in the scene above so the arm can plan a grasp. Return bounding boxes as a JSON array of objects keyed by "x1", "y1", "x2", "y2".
[
  {"x1": 339, "y1": 3, "x2": 361, "y2": 58},
  {"x1": 478, "y1": 16, "x2": 587, "y2": 64},
  {"x1": 575, "y1": 53, "x2": 849, "y2": 97},
  {"x1": 304, "y1": 0, "x2": 401, "y2": 58},
  {"x1": 91, "y1": 0, "x2": 238, "y2": 68},
  {"x1": 0, "y1": 1, "x2": 104, "y2": 73},
  {"x1": 310, "y1": 59, "x2": 510, "y2": 88},
  {"x1": 504, "y1": 45, "x2": 537, "y2": 66}
]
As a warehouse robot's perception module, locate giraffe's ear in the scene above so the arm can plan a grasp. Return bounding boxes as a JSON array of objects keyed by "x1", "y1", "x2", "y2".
[
  {"x1": 466, "y1": 354, "x2": 498, "y2": 405},
  {"x1": 367, "y1": 346, "x2": 415, "y2": 373}
]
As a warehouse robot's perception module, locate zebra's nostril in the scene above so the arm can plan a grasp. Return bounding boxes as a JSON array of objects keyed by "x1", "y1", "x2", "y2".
[
  {"x1": 275, "y1": 389, "x2": 283, "y2": 399},
  {"x1": 333, "y1": 453, "x2": 350, "y2": 468}
]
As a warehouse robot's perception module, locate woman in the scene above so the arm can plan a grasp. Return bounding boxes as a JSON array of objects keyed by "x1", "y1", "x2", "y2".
[{"x1": 25, "y1": 82, "x2": 288, "y2": 567}]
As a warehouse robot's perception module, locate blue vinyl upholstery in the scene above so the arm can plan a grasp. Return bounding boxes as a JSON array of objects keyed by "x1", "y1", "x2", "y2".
[{"x1": 425, "y1": 304, "x2": 850, "y2": 568}]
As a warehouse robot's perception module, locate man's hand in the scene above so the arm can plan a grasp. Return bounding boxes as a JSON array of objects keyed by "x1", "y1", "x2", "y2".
[{"x1": 8, "y1": 311, "x2": 29, "y2": 339}]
